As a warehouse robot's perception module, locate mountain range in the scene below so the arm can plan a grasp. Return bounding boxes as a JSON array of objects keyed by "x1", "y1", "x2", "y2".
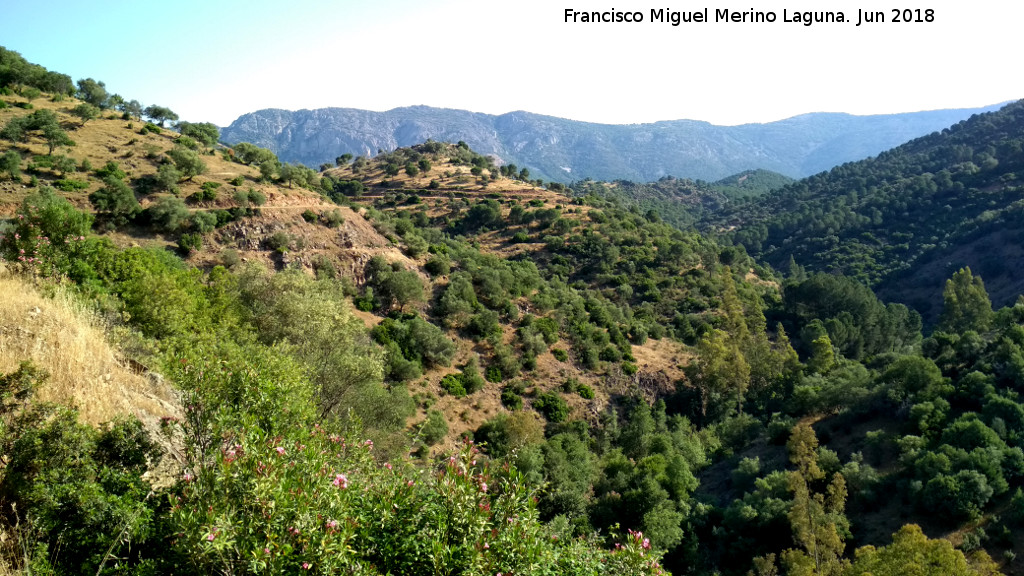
[{"x1": 220, "y1": 103, "x2": 1007, "y2": 183}]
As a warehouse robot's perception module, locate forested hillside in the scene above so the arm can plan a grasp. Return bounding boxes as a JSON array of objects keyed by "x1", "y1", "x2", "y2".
[
  {"x1": 1, "y1": 47, "x2": 1024, "y2": 576},
  {"x1": 722, "y1": 100, "x2": 1024, "y2": 323}
]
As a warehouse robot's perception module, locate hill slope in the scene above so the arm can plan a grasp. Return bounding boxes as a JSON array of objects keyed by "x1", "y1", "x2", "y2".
[
  {"x1": 219, "y1": 103, "x2": 1006, "y2": 183},
  {"x1": 721, "y1": 99, "x2": 1024, "y2": 323}
]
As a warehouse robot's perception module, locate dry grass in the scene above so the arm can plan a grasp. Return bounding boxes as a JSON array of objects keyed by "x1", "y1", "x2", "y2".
[{"x1": 0, "y1": 270, "x2": 179, "y2": 429}]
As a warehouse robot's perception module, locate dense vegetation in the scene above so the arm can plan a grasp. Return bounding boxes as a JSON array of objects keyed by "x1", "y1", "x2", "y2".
[{"x1": 719, "y1": 100, "x2": 1024, "y2": 323}]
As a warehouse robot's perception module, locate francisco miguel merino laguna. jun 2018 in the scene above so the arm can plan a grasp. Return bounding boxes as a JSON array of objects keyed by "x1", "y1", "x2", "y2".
[{"x1": 563, "y1": 7, "x2": 936, "y2": 26}]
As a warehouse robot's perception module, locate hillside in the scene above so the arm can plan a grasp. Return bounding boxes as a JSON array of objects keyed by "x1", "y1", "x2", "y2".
[
  {"x1": 720, "y1": 99, "x2": 1024, "y2": 323},
  {"x1": 219, "y1": 103, "x2": 1006, "y2": 184}
]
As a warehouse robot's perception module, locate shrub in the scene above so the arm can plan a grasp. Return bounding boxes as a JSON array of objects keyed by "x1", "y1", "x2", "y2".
[
  {"x1": 551, "y1": 348, "x2": 568, "y2": 362},
  {"x1": 302, "y1": 209, "x2": 318, "y2": 223},
  {"x1": 149, "y1": 195, "x2": 189, "y2": 231},
  {"x1": 441, "y1": 374, "x2": 467, "y2": 397},
  {"x1": 248, "y1": 188, "x2": 267, "y2": 206},
  {"x1": 94, "y1": 160, "x2": 126, "y2": 180},
  {"x1": 419, "y1": 409, "x2": 448, "y2": 445},
  {"x1": 0, "y1": 403, "x2": 163, "y2": 575},
  {"x1": 533, "y1": 392, "x2": 570, "y2": 423},
  {"x1": 178, "y1": 232, "x2": 203, "y2": 253},
  {"x1": 196, "y1": 181, "x2": 221, "y2": 201},
  {"x1": 424, "y1": 256, "x2": 451, "y2": 277},
  {"x1": 189, "y1": 211, "x2": 218, "y2": 234},
  {"x1": 265, "y1": 231, "x2": 294, "y2": 253},
  {"x1": 53, "y1": 178, "x2": 89, "y2": 191},
  {"x1": 221, "y1": 248, "x2": 240, "y2": 267},
  {"x1": 500, "y1": 386, "x2": 524, "y2": 410},
  {"x1": 324, "y1": 209, "x2": 345, "y2": 228},
  {"x1": 229, "y1": 175, "x2": 245, "y2": 186}
]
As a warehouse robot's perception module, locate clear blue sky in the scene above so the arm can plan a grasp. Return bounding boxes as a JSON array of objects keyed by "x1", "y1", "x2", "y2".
[{"x1": 2, "y1": 0, "x2": 1020, "y2": 127}]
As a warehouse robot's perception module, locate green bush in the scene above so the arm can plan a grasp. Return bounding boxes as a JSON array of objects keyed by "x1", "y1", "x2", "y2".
[
  {"x1": 53, "y1": 178, "x2": 89, "y2": 191},
  {"x1": 0, "y1": 403, "x2": 164, "y2": 575},
  {"x1": 419, "y1": 409, "x2": 448, "y2": 445},
  {"x1": 425, "y1": 255, "x2": 451, "y2": 277},
  {"x1": 248, "y1": 188, "x2": 267, "y2": 206},
  {"x1": 178, "y1": 232, "x2": 203, "y2": 253},
  {"x1": 324, "y1": 208, "x2": 345, "y2": 228},
  {"x1": 533, "y1": 392, "x2": 570, "y2": 423},
  {"x1": 441, "y1": 373, "x2": 467, "y2": 397},
  {"x1": 501, "y1": 386, "x2": 523, "y2": 410},
  {"x1": 551, "y1": 348, "x2": 568, "y2": 362},
  {"x1": 94, "y1": 160, "x2": 126, "y2": 180}
]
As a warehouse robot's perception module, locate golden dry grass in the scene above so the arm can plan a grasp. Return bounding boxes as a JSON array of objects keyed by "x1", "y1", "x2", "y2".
[{"x1": 0, "y1": 270, "x2": 179, "y2": 429}]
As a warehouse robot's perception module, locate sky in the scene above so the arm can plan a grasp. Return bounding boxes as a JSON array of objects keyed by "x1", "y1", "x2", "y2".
[{"x1": 1, "y1": 0, "x2": 1021, "y2": 127}]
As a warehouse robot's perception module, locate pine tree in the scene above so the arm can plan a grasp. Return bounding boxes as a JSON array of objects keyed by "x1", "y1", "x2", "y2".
[
  {"x1": 807, "y1": 335, "x2": 836, "y2": 375},
  {"x1": 783, "y1": 423, "x2": 850, "y2": 576},
  {"x1": 691, "y1": 329, "x2": 751, "y2": 419},
  {"x1": 939, "y1": 267, "x2": 993, "y2": 333}
]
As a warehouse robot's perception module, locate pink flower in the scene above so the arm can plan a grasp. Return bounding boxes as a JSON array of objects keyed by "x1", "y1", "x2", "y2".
[
  {"x1": 302, "y1": 562, "x2": 311, "y2": 569},
  {"x1": 483, "y1": 542, "x2": 489, "y2": 549},
  {"x1": 642, "y1": 538, "x2": 651, "y2": 550},
  {"x1": 333, "y1": 473, "x2": 348, "y2": 489},
  {"x1": 183, "y1": 472, "x2": 194, "y2": 482},
  {"x1": 384, "y1": 462, "x2": 393, "y2": 470},
  {"x1": 407, "y1": 480, "x2": 415, "y2": 486},
  {"x1": 275, "y1": 446, "x2": 286, "y2": 456},
  {"x1": 206, "y1": 533, "x2": 216, "y2": 541},
  {"x1": 264, "y1": 547, "x2": 271, "y2": 554},
  {"x1": 364, "y1": 439, "x2": 373, "y2": 449},
  {"x1": 326, "y1": 519, "x2": 338, "y2": 529},
  {"x1": 480, "y1": 482, "x2": 488, "y2": 493}
]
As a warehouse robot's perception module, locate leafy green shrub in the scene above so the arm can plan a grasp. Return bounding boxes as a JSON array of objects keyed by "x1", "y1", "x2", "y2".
[
  {"x1": 551, "y1": 348, "x2": 568, "y2": 362},
  {"x1": 501, "y1": 386, "x2": 523, "y2": 410},
  {"x1": 576, "y1": 383, "x2": 595, "y2": 399},
  {"x1": 265, "y1": 231, "x2": 294, "y2": 253},
  {"x1": 248, "y1": 188, "x2": 267, "y2": 206},
  {"x1": 372, "y1": 316, "x2": 457, "y2": 378},
  {"x1": 229, "y1": 175, "x2": 244, "y2": 186},
  {"x1": 189, "y1": 211, "x2": 218, "y2": 234},
  {"x1": 312, "y1": 254, "x2": 337, "y2": 279},
  {"x1": 53, "y1": 178, "x2": 89, "y2": 191},
  {"x1": 94, "y1": 160, "x2": 126, "y2": 180},
  {"x1": 302, "y1": 209, "x2": 318, "y2": 223},
  {"x1": 194, "y1": 181, "x2": 220, "y2": 201},
  {"x1": 324, "y1": 208, "x2": 345, "y2": 228},
  {"x1": 441, "y1": 373, "x2": 467, "y2": 397},
  {"x1": 533, "y1": 392, "x2": 569, "y2": 423},
  {"x1": 0, "y1": 403, "x2": 164, "y2": 575},
  {"x1": 622, "y1": 361, "x2": 639, "y2": 375},
  {"x1": 424, "y1": 255, "x2": 451, "y2": 277},
  {"x1": 89, "y1": 176, "x2": 140, "y2": 227},
  {"x1": 419, "y1": 409, "x2": 448, "y2": 445},
  {"x1": 178, "y1": 232, "x2": 203, "y2": 253}
]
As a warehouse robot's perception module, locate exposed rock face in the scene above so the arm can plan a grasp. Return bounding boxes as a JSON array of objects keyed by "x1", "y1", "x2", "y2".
[{"x1": 220, "y1": 103, "x2": 1006, "y2": 183}]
